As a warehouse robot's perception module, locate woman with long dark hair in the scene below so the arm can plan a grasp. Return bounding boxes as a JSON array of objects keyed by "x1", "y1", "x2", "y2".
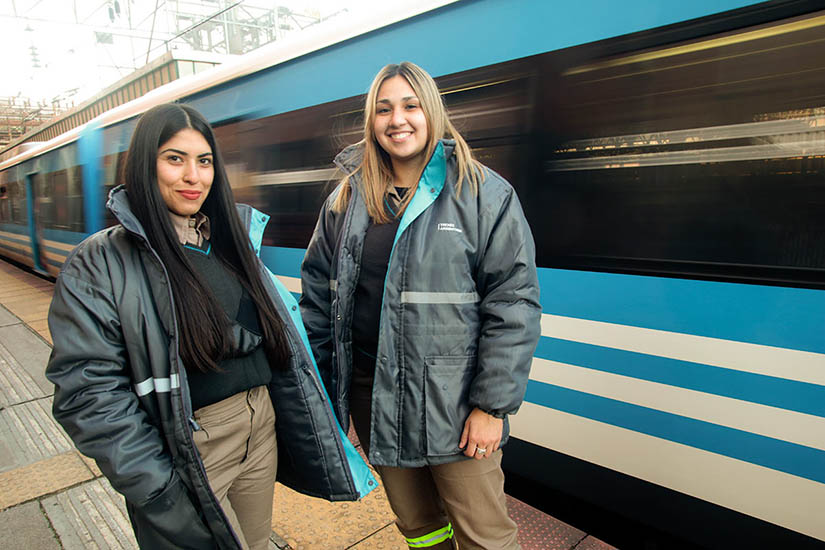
[
  {"x1": 47, "y1": 103, "x2": 373, "y2": 550},
  {"x1": 301, "y1": 62, "x2": 541, "y2": 549}
]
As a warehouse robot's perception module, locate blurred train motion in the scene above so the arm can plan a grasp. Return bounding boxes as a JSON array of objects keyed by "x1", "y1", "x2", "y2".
[{"x1": 2, "y1": 0, "x2": 824, "y2": 548}]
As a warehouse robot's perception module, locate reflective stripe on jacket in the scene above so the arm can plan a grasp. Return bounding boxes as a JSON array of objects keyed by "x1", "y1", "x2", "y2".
[
  {"x1": 46, "y1": 185, "x2": 375, "y2": 550},
  {"x1": 300, "y1": 140, "x2": 541, "y2": 468}
]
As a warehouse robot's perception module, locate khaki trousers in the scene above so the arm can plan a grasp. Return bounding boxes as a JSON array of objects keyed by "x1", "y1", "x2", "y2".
[
  {"x1": 193, "y1": 385, "x2": 277, "y2": 550},
  {"x1": 350, "y1": 364, "x2": 520, "y2": 550}
]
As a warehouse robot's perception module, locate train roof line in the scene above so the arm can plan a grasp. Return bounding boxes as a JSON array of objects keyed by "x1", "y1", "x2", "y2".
[{"x1": 0, "y1": 0, "x2": 459, "y2": 172}]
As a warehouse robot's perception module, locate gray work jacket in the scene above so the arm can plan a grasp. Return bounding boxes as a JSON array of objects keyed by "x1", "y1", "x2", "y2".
[
  {"x1": 46, "y1": 186, "x2": 375, "y2": 549},
  {"x1": 300, "y1": 140, "x2": 541, "y2": 468}
]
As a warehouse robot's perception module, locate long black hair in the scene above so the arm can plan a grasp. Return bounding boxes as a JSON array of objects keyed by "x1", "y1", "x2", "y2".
[{"x1": 123, "y1": 103, "x2": 290, "y2": 371}]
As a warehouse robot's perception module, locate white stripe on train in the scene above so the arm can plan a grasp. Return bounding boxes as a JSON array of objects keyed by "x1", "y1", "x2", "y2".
[
  {"x1": 530, "y1": 357, "x2": 825, "y2": 450},
  {"x1": 541, "y1": 314, "x2": 825, "y2": 386}
]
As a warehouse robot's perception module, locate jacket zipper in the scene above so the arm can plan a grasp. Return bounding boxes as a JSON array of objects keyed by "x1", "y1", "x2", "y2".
[
  {"x1": 332, "y1": 182, "x2": 358, "y2": 408},
  {"x1": 303, "y1": 364, "x2": 327, "y2": 398}
]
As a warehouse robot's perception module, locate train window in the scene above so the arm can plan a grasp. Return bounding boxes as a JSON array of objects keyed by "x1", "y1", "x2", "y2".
[
  {"x1": 0, "y1": 177, "x2": 8, "y2": 223},
  {"x1": 102, "y1": 151, "x2": 127, "y2": 227},
  {"x1": 33, "y1": 165, "x2": 85, "y2": 233},
  {"x1": 232, "y1": 181, "x2": 329, "y2": 249},
  {"x1": 522, "y1": 15, "x2": 825, "y2": 288},
  {"x1": 5, "y1": 182, "x2": 16, "y2": 223},
  {"x1": 0, "y1": 196, "x2": 8, "y2": 223},
  {"x1": 68, "y1": 164, "x2": 84, "y2": 232},
  {"x1": 9, "y1": 182, "x2": 23, "y2": 224},
  {"x1": 33, "y1": 173, "x2": 53, "y2": 229}
]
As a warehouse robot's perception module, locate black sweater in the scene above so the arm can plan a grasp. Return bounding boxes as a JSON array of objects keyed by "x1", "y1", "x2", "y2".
[{"x1": 183, "y1": 242, "x2": 271, "y2": 410}]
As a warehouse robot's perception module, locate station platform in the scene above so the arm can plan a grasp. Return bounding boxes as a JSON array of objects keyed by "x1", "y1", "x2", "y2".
[{"x1": 0, "y1": 258, "x2": 617, "y2": 550}]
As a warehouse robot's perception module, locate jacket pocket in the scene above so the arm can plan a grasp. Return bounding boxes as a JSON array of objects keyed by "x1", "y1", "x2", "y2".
[
  {"x1": 424, "y1": 355, "x2": 476, "y2": 457},
  {"x1": 127, "y1": 472, "x2": 216, "y2": 549}
]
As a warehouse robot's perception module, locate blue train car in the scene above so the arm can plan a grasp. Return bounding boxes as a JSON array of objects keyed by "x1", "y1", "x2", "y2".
[{"x1": 2, "y1": 1, "x2": 824, "y2": 547}]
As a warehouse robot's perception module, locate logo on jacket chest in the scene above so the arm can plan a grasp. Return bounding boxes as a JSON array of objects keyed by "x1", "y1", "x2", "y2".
[{"x1": 437, "y1": 222, "x2": 463, "y2": 233}]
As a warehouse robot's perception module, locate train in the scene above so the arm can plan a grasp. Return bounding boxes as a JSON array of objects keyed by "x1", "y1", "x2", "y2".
[{"x1": 2, "y1": 0, "x2": 825, "y2": 548}]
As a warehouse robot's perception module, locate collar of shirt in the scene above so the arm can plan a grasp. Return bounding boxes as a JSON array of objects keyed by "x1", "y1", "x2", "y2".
[
  {"x1": 168, "y1": 211, "x2": 211, "y2": 246},
  {"x1": 387, "y1": 185, "x2": 408, "y2": 202},
  {"x1": 386, "y1": 184, "x2": 411, "y2": 210}
]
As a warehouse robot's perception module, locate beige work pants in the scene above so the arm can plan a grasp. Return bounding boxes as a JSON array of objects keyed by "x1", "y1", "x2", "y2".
[
  {"x1": 193, "y1": 385, "x2": 277, "y2": 550},
  {"x1": 350, "y1": 365, "x2": 520, "y2": 550}
]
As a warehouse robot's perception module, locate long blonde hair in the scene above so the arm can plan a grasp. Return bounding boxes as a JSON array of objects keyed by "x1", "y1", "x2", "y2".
[{"x1": 332, "y1": 61, "x2": 483, "y2": 223}]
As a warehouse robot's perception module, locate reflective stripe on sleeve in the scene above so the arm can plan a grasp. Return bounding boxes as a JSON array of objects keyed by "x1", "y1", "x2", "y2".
[
  {"x1": 405, "y1": 523, "x2": 454, "y2": 547},
  {"x1": 134, "y1": 374, "x2": 180, "y2": 396},
  {"x1": 330, "y1": 279, "x2": 337, "y2": 291},
  {"x1": 400, "y1": 291, "x2": 480, "y2": 304}
]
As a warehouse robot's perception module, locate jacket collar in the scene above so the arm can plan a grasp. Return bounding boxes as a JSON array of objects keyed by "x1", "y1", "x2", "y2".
[
  {"x1": 107, "y1": 185, "x2": 267, "y2": 252},
  {"x1": 333, "y1": 138, "x2": 457, "y2": 176}
]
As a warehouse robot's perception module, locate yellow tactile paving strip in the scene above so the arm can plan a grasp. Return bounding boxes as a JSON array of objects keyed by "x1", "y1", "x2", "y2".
[
  {"x1": 79, "y1": 451, "x2": 103, "y2": 478},
  {"x1": 271, "y1": 479, "x2": 405, "y2": 549},
  {"x1": 0, "y1": 260, "x2": 54, "y2": 344},
  {"x1": 0, "y1": 451, "x2": 96, "y2": 510}
]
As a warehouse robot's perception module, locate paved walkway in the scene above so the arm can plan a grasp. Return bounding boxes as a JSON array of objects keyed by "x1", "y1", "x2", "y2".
[{"x1": 0, "y1": 258, "x2": 615, "y2": 550}]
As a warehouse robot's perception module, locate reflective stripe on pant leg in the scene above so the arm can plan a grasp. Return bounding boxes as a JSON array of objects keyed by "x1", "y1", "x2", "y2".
[{"x1": 405, "y1": 523, "x2": 454, "y2": 548}]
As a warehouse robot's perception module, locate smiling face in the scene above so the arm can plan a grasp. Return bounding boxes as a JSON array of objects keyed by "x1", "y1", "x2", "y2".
[
  {"x1": 156, "y1": 128, "x2": 214, "y2": 216},
  {"x1": 372, "y1": 75, "x2": 429, "y2": 173}
]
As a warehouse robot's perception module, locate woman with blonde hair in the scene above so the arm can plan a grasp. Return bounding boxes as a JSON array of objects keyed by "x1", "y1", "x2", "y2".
[{"x1": 301, "y1": 62, "x2": 541, "y2": 549}]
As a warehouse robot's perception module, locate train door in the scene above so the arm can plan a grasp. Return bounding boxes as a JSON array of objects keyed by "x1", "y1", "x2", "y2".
[{"x1": 24, "y1": 172, "x2": 47, "y2": 274}]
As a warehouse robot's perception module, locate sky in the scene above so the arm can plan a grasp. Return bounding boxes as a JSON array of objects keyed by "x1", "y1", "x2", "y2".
[{"x1": 0, "y1": 0, "x2": 372, "y2": 108}]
